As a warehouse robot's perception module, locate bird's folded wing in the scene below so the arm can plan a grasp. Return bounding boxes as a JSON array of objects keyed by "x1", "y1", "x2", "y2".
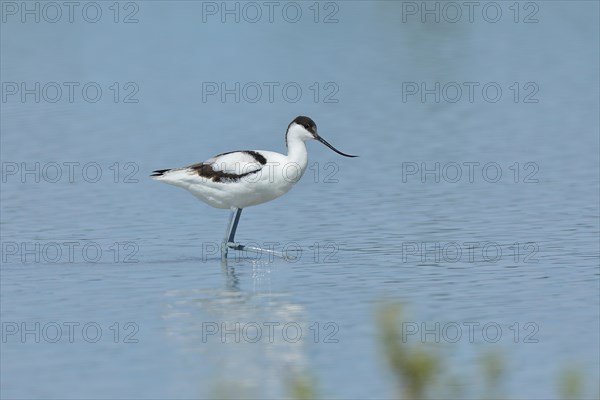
[{"x1": 187, "y1": 151, "x2": 264, "y2": 176}]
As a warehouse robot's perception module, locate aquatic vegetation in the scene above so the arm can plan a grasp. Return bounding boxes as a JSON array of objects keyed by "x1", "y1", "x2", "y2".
[
  {"x1": 213, "y1": 303, "x2": 589, "y2": 399},
  {"x1": 289, "y1": 374, "x2": 317, "y2": 400},
  {"x1": 375, "y1": 302, "x2": 588, "y2": 400},
  {"x1": 377, "y1": 303, "x2": 439, "y2": 399}
]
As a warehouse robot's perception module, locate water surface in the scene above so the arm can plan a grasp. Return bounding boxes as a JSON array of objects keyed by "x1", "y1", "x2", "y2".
[{"x1": 1, "y1": 2, "x2": 599, "y2": 399}]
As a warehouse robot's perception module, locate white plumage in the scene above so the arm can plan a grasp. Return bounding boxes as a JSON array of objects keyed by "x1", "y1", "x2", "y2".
[
  {"x1": 152, "y1": 150, "x2": 297, "y2": 209},
  {"x1": 151, "y1": 116, "x2": 356, "y2": 260}
]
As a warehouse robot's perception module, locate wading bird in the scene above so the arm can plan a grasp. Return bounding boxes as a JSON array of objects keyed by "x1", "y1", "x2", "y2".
[{"x1": 151, "y1": 116, "x2": 357, "y2": 260}]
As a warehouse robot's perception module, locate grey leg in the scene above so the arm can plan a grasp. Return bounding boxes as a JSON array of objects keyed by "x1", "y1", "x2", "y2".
[
  {"x1": 221, "y1": 208, "x2": 290, "y2": 261},
  {"x1": 228, "y1": 208, "x2": 243, "y2": 243},
  {"x1": 222, "y1": 208, "x2": 242, "y2": 260}
]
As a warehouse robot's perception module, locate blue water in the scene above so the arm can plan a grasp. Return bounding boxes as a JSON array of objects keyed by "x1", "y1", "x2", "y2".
[{"x1": 1, "y1": 2, "x2": 599, "y2": 399}]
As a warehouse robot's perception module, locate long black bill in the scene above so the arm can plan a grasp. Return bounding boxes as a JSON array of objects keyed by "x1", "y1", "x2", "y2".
[{"x1": 316, "y1": 135, "x2": 358, "y2": 158}]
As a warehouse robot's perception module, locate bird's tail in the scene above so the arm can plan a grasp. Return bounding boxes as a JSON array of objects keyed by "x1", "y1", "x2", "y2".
[
  {"x1": 150, "y1": 168, "x2": 192, "y2": 188},
  {"x1": 150, "y1": 169, "x2": 171, "y2": 179}
]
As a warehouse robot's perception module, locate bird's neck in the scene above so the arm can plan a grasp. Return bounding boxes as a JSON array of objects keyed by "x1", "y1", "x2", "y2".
[{"x1": 286, "y1": 135, "x2": 309, "y2": 172}]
